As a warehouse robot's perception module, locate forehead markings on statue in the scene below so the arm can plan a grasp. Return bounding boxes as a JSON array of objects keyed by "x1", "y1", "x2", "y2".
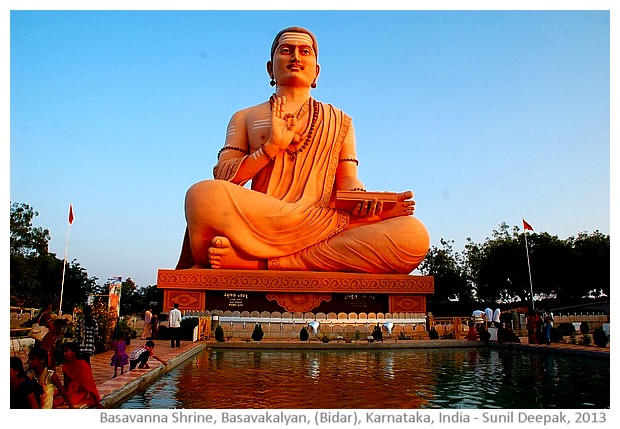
[{"x1": 277, "y1": 33, "x2": 315, "y2": 53}]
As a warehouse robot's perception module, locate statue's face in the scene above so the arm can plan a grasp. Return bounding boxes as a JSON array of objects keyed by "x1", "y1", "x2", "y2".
[{"x1": 271, "y1": 32, "x2": 318, "y2": 87}]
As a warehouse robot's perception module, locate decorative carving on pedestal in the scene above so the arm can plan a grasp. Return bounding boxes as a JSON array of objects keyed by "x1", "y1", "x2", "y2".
[
  {"x1": 390, "y1": 295, "x2": 426, "y2": 313},
  {"x1": 157, "y1": 269, "x2": 434, "y2": 294},
  {"x1": 266, "y1": 293, "x2": 332, "y2": 313},
  {"x1": 164, "y1": 290, "x2": 204, "y2": 311}
]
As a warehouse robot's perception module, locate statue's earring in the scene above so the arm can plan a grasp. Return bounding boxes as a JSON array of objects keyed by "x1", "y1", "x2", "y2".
[
  {"x1": 270, "y1": 78, "x2": 276, "y2": 87},
  {"x1": 311, "y1": 80, "x2": 317, "y2": 89}
]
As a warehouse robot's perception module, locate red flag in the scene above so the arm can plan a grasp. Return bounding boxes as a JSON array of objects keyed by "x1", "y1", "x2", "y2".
[
  {"x1": 69, "y1": 204, "x2": 74, "y2": 225},
  {"x1": 522, "y1": 218, "x2": 533, "y2": 231}
]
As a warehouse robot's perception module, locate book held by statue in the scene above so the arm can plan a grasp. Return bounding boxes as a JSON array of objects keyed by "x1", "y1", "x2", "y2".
[{"x1": 334, "y1": 190, "x2": 399, "y2": 211}]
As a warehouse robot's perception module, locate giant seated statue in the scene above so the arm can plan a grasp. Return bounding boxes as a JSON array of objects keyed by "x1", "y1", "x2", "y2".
[{"x1": 175, "y1": 26, "x2": 430, "y2": 275}]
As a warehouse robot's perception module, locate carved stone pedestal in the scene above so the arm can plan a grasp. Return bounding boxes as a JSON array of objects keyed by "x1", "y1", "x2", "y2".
[{"x1": 157, "y1": 269, "x2": 434, "y2": 314}]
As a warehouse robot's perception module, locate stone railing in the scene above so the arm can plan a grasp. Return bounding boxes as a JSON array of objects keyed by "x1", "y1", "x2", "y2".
[{"x1": 183, "y1": 310, "x2": 428, "y2": 340}]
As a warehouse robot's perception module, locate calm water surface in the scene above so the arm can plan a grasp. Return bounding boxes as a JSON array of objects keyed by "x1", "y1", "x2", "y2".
[{"x1": 118, "y1": 347, "x2": 609, "y2": 409}]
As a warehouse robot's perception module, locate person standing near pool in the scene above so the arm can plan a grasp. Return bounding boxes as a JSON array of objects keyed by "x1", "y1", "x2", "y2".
[{"x1": 169, "y1": 303, "x2": 182, "y2": 348}]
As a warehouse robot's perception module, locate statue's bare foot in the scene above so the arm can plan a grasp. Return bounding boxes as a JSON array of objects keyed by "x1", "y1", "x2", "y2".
[
  {"x1": 384, "y1": 190, "x2": 415, "y2": 218},
  {"x1": 352, "y1": 191, "x2": 415, "y2": 222},
  {"x1": 208, "y1": 236, "x2": 263, "y2": 270}
]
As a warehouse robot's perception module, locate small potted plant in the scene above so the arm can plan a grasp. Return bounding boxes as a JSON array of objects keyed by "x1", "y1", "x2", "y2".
[
  {"x1": 214, "y1": 324, "x2": 225, "y2": 342},
  {"x1": 300, "y1": 326, "x2": 309, "y2": 341},
  {"x1": 251, "y1": 323, "x2": 264, "y2": 341}
]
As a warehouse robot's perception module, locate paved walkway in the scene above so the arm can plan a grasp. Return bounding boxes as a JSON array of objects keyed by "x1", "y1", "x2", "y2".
[{"x1": 93, "y1": 340, "x2": 206, "y2": 407}]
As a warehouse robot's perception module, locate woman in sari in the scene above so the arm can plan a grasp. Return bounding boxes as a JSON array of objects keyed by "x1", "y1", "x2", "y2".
[
  {"x1": 55, "y1": 342, "x2": 103, "y2": 408},
  {"x1": 35, "y1": 303, "x2": 57, "y2": 368},
  {"x1": 27, "y1": 346, "x2": 73, "y2": 408}
]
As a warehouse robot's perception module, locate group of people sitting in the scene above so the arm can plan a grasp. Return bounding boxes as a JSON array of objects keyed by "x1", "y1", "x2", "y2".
[{"x1": 10, "y1": 340, "x2": 167, "y2": 409}]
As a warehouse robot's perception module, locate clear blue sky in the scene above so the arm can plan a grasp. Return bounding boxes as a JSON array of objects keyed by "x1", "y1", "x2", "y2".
[{"x1": 6, "y1": 6, "x2": 613, "y2": 289}]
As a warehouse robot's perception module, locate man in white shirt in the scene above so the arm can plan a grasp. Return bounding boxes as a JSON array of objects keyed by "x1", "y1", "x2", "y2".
[
  {"x1": 484, "y1": 308, "x2": 493, "y2": 326},
  {"x1": 169, "y1": 303, "x2": 182, "y2": 348},
  {"x1": 493, "y1": 308, "x2": 501, "y2": 328}
]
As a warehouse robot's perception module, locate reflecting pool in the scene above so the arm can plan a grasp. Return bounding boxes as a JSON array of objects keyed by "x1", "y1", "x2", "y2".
[{"x1": 118, "y1": 348, "x2": 609, "y2": 409}]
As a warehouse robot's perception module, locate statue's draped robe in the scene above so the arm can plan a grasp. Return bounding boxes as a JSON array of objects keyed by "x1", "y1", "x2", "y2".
[{"x1": 177, "y1": 101, "x2": 429, "y2": 274}]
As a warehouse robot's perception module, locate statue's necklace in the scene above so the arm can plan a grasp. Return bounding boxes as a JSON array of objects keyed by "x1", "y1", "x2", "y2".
[
  {"x1": 268, "y1": 96, "x2": 320, "y2": 159},
  {"x1": 286, "y1": 98, "x2": 319, "y2": 159}
]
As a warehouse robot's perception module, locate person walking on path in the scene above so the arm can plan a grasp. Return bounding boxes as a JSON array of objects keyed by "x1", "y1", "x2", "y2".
[
  {"x1": 141, "y1": 308, "x2": 153, "y2": 339},
  {"x1": 150, "y1": 312, "x2": 159, "y2": 340},
  {"x1": 543, "y1": 311, "x2": 553, "y2": 345},
  {"x1": 169, "y1": 303, "x2": 182, "y2": 348},
  {"x1": 110, "y1": 332, "x2": 130, "y2": 377},
  {"x1": 129, "y1": 340, "x2": 168, "y2": 370},
  {"x1": 76, "y1": 305, "x2": 99, "y2": 364}
]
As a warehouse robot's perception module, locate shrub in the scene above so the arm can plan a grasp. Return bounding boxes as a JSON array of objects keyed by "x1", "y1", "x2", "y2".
[
  {"x1": 580, "y1": 334, "x2": 591, "y2": 346},
  {"x1": 479, "y1": 328, "x2": 491, "y2": 343},
  {"x1": 428, "y1": 328, "x2": 439, "y2": 340},
  {"x1": 558, "y1": 322, "x2": 576, "y2": 336},
  {"x1": 579, "y1": 321, "x2": 590, "y2": 334},
  {"x1": 113, "y1": 316, "x2": 135, "y2": 345},
  {"x1": 299, "y1": 326, "x2": 309, "y2": 341},
  {"x1": 180, "y1": 317, "x2": 199, "y2": 340},
  {"x1": 372, "y1": 323, "x2": 383, "y2": 341},
  {"x1": 251, "y1": 323, "x2": 264, "y2": 341},
  {"x1": 156, "y1": 325, "x2": 169, "y2": 340},
  {"x1": 592, "y1": 327, "x2": 609, "y2": 347},
  {"x1": 214, "y1": 324, "x2": 225, "y2": 342},
  {"x1": 442, "y1": 331, "x2": 455, "y2": 339},
  {"x1": 550, "y1": 327, "x2": 563, "y2": 343}
]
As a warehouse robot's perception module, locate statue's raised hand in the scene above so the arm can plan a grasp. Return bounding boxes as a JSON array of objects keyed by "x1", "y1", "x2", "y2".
[{"x1": 270, "y1": 95, "x2": 297, "y2": 151}]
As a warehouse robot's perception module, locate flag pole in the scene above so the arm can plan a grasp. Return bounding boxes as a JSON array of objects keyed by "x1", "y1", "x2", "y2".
[
  {"x1": 523, "y1": 218, "x2": 535, "y2": 310},
  {"x1": 59, "y1": 204, "x2": 74, "y2": 316}
]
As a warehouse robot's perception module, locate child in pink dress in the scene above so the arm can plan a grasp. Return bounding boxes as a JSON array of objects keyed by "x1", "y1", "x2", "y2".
[{"x1": 109, "y1": 332, "x2": 129, "y2": 377}]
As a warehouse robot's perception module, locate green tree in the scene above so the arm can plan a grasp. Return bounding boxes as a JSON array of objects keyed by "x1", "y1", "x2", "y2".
[
  {"x1": 138, "y1": 284, "x2": 164, "y2": 313},
  {"x1": 120, "y1": 282, "x2": 163, "y2": 316},
  {"x1": 419, "y1": 238, "x2": 472, "y2": 304},
  {"x1": 464, "y1": 223, "x2": 609, "y2": 308},
  {"x1": 10, "y1": 202, "x2": 97, "y2": 311},
  {"x1": 465, "y1": 223, "x2": 543, "y2": 305},
  {"x1": 10, "y1": 202, "x2": 50, "y2": 257},
  {"x1": 10, "y1": 202, "x2": 52, "y2": 306},
  {"x1": 567, "y1": 230, "x2": 610, "y2": 300},
  {"x1": 119, "y1": 278, "x2": 139, "y2": 315}
]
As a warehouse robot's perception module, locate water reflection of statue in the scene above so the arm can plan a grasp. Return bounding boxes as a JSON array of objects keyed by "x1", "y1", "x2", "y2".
[{"x1": 176, "y1": 27, "x2": 430, "y2": 274}]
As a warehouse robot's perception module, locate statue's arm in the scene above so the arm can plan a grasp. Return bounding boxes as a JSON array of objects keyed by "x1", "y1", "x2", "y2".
[
  {"x1": 213, "y1": 108, "x2": 275, "y2": 185},
  {"x1": 336, "y1": 121, "x2": 366, "y2": 191},
  {"x1": 336, "y1": 121, "x2": 390, "y2": 218}
]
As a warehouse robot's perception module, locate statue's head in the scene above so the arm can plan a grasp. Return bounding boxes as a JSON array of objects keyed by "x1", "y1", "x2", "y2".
[
  {"x1": 267, "y1": 26, "x2": 320, "y2": 89},
  {"x1": 270, "y1": 26, "x2": 318, "y2": 61}
]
